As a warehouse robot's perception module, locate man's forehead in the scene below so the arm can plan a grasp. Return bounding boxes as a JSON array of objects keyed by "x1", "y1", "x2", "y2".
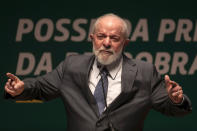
[{"x1": 95, "y1": 17, "x2": 123, "y2": 34}]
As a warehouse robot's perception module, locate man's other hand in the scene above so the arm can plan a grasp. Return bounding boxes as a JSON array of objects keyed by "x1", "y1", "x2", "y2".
[
  {"x1": 165, "y1": 75, "x2": 183, "y2": 104},
  {"x1": 4, "y1": 73, "x2": 24, "y2": 97}
]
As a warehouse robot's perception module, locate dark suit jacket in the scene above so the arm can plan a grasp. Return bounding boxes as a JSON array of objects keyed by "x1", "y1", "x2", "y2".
[{"x1": 9, "y1": 54, "x2": 192, "y2": 131}]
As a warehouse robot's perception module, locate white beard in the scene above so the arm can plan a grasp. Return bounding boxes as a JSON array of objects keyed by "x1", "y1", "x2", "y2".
[{"x1": 93, "y1": 43, "x2": 123, "y2": 66}]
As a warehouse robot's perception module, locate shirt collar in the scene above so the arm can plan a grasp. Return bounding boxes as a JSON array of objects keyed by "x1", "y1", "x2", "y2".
[
  {"x1": 93, "y1": 56, "x2": 123, "y2": 80},
  {"x1": 107, "y1": 57, "x2": 123, "y2": 80}
]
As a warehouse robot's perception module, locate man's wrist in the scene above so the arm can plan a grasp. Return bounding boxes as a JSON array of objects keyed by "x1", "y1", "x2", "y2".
[{"x1": 171, "y1": 96, "x2": 184, "y2": 105}]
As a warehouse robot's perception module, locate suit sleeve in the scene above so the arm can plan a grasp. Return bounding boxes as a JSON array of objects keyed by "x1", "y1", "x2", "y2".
[
  {"x1": 5, "y1": 61, "x2": 65, "y2": 101},
  {"x1": 150, "y1": 65, "x2": 192, "y2": 116}
]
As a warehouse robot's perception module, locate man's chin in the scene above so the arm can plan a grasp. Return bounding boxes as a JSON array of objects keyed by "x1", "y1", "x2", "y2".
[
  {"x1": 94, "y1": 48, "x2": 123, "y2": 66},
  {"x1": 97, "y1": 56, "x2": 115, "y2": 66},
  {"x1": 97, "y1": 60, "x2": 111, "y2": 66}
]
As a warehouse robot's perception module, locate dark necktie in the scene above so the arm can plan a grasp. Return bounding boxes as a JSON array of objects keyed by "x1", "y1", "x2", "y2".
[{"x1": 94, "y1": 68, "x2": 109, "y2": 115}]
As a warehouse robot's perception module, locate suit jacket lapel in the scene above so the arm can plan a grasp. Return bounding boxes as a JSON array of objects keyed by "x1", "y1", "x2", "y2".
[
  {"x1": 105, "y1": 55, "x2": 138, "y2": 113},
  {"x1": 79, "y1": 55, "x2": 100, "y2": 117}
]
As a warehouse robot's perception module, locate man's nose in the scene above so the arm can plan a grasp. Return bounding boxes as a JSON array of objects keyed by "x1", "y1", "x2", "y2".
[{"x1": 103, "y1": 37, "x2": 111, "y2": 49}]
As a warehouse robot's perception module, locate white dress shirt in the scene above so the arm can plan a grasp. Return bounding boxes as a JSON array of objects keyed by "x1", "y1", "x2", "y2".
[{"x1": 88, "y1": 58, "x2": 123, "y2": 106}]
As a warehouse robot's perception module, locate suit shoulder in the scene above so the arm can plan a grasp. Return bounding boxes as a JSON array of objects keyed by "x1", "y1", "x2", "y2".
[
  {"x1": 133, "y1": 59, "x2": 153, "y2": 68},
  {"x1": 125, "y1": 55, "x2": 154, "y2": 70},
  {"x1": 63, "y1": 54, "x2": 94, "y2": 69}
]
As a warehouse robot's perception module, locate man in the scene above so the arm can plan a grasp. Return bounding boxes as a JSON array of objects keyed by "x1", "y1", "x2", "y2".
[{"x1": 4, "y1": 13, "x2": 192, "y2": 131}]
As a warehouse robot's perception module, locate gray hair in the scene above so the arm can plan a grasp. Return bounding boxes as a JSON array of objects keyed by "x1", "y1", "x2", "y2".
[{"x1": 92, "y1": 13, "x2": 129, "y2": 39}]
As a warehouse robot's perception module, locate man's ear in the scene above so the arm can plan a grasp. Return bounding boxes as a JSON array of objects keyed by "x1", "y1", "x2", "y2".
[
  {"x1": 124, "y1": 39, "x2": 130, "y2": 47},
  {"x1": 89, "y1": 34, "x2": 94, "y2": 41}
]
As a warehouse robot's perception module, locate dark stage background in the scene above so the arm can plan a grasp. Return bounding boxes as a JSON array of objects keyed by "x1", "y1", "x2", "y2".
[{"x1": 1, "y1": 0, "x2": 196, "y2": 131}]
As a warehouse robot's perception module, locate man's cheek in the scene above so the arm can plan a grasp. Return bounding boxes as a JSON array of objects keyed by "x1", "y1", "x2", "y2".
[
  {"x1": 115, "y1": 46, "x2": 123, "y2": 53},
  {"x1": 95, "y1": 43, "x2": 102, "y2": 49},
  {"x1": 113, "y1": 46, "x2": 121, "y2": 52}
]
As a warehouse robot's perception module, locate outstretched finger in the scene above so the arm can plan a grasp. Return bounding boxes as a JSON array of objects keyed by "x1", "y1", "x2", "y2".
[
  {"x1": 164, "y1": 75, "x2": 170, "y2": 86},
  {"x1": 165, "y1": 75, "x2": 174, "y2": 91},
  {"x1": 6, "y1": 73, "x2": 20, "y2": 82},
  {"x1": 165, "y1": 75, "x2": 179, "y2": 89}
]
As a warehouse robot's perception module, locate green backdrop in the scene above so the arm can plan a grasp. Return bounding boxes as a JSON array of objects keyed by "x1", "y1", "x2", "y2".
[{"x1": 1, "y1": 0, "x2": 196, "y2": 131}]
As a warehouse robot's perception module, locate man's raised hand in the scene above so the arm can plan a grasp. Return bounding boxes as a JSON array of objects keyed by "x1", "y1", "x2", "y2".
[
  {"x1": 165, "y1": 75, "x2": 183, "y2": 104},
  {"x1": 4, "y1": 73, "x2": 24, "y2": 97}
]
